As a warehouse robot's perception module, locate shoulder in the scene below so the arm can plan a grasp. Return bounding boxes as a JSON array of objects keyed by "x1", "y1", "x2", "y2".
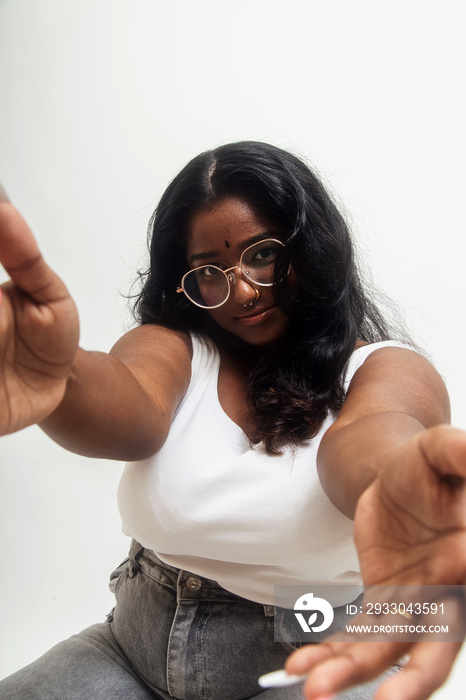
[
  {"x1": 111, "y1": 323, "x2": 192, "y2": 365},
  {"x1": 110, "y1": 324, "x2": 193, "y2": 408},
  {"x1": 340, "y1": 342, "x2": 451, "y2": 428},
  {"x1": 348, "y1": 342, "x2": 440, "y2": 390}
]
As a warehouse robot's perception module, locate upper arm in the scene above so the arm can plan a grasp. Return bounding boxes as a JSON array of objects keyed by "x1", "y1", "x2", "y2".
[
  {"x1": 40, "y1": 324, "x2": 193, "y2": 461},
  {"x1": 335, "y1": 347, "x2": 450, "y2": 429},
  {"x1": 110, "y1": 324, "x2": 192, "y2": 431},
  {"x1": 317, "y1": 346, "x2": 451, "y2": 517}
]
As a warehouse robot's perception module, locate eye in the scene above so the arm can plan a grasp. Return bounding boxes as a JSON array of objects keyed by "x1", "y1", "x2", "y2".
[
  {"x1": 195, "y1": 265, "x2": 224, "y2": 280},
  {"x1": 251, "y1": 243, "x2": 282, "y2": 265}
]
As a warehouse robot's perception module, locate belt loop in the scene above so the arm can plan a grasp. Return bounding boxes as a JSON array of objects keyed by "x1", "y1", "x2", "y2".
[
  {"x1": 263, "y1": 604, "x2": 276, "y2": 617},
  {"x1": 128, "y1": 539, "x2": 144, "y2": 577}
]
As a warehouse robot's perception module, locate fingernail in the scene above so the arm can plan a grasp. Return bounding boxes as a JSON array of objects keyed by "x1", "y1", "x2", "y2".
[{"x1": 258, "y1": 669, "x2": 308, "y2": 688}]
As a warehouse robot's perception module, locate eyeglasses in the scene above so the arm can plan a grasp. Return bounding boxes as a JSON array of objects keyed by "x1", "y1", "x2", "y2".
[{"x1": 177, "y1": 238, "x2": 285, "y2": 309}]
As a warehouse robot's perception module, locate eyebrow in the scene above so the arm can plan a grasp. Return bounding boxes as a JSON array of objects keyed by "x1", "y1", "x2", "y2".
[{"x1": 188, "y1": 231, "x2": 277, "y2": 265}]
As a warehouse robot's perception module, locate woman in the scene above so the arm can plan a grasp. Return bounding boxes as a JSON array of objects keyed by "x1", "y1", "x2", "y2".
[{"x1": 1, "y1": 141, "x2": 465, "y2": 700}]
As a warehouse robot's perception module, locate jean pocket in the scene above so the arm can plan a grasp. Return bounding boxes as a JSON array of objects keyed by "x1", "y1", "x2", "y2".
[{"x1": 273, "y1": 612, "x2": 305, "y2": 654}]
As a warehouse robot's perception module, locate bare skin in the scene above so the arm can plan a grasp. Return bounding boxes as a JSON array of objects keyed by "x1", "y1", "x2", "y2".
[
  {"x1": 186, "y1": 198, "x2": 291, "y2": 349},
  {"x1": 0, "y1": 189, "x2": 80, "y2": 434},
  {"x1": 1, "y1": 190, "x2": 466, "y2": 699},
  {"x1": 287, "y1": 426, "x2": 466, "y2": 700},
  {"x1": 0, "y1": 188, "x2": 191, "y2": 458}
]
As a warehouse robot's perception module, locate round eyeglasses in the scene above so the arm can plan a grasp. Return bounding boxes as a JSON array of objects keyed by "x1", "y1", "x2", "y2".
[{"x1": 177, "y1": 238, "x2": 285, "y2": 309}]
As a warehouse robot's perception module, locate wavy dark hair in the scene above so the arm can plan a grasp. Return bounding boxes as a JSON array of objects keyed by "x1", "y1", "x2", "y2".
[{"x1": 134, "y1": 141, "x2": 404, "y2": 454}]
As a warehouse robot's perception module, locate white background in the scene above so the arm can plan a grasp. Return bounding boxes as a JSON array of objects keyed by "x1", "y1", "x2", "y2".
[{"x1": 0, "y1": 0, "x2": 465, "y2": 696}]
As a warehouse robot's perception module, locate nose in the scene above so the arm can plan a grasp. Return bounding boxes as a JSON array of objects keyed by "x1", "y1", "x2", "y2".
[
  {"x1": 224, "y1": 265, "x2": 258, "y2": 306},
  {"x1": 232, "y1": 274, "x2": 259, "y2": 306}
]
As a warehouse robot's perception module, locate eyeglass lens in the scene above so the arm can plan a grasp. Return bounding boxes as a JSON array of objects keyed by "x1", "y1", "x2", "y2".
[{"x1": 181, "y1": 239, "x2": 284, "y2": 309}]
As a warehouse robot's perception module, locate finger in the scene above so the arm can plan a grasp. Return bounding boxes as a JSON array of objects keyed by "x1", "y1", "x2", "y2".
[
  {"x1": 286, "y1": 638, "x2": 410, "y2": 699},
  {"x1": 0, "y1": 182, "x2": 11, "y2": 204},
  {"x1": 285, "y1": 642, "x2": 333, "y2": 675},
  {"x1": 418, "y1": 425, "x2": 466, "y2": 481},
  {"x1": 302, "y1": 641, "x2": 410, "y2": 699},
  {"x1": 292, "y1": 593, "x2": 466, "y2": 699},
  {"x1": 374, "y1": 641, "x2": 463, "y2": 700},
  {"x1": 0, "y1": 201, "x2": 70, "y2": 303},
  {"x1": 419, "y1": 425, "x2": 466, "y2": 477}
]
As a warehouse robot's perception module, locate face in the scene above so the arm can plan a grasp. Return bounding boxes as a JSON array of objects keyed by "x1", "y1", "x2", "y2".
[{"x1": 185, "y1": 197, "x2": 290, "y2": 347}]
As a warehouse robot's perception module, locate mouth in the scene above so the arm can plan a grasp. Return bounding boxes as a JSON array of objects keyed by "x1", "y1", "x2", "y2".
[{"x1": 234, "y1": 305, "x2": 277, "y2": 326}]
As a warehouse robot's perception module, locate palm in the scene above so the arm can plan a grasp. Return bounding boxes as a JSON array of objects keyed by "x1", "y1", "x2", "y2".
[
  {"x1": 287, "y1": 429, "x2": 466, "y2": 700},
  {"x1": 0, "y1": 197, "x2": 79, "y2": 434},
  {"x1": 354, "y1": 430, "x2": 466, "y2": 588}
]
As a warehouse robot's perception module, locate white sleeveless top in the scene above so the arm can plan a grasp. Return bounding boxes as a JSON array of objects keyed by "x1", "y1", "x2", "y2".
[{"x1": 118, "y1": 336, "x2": 405, "y2": 605}]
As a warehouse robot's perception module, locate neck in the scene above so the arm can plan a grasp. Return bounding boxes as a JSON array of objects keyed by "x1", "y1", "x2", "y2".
[{"x1": 211, "y1": 327, "x2": 269, "y2": 367}]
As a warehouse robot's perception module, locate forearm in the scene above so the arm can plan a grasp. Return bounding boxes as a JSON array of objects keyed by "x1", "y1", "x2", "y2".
[
  {"x1": 317, "y1": 410, "x2": 427, "y2": 518},
  {"x1": 39, "y1": 347, "x2": 168, "y2": 460},
  {"x1": 317, "y1": 346, "x2": 451, "y2": 519}
]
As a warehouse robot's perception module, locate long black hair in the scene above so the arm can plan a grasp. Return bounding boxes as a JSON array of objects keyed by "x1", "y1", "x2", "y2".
[{"x1": 134, "y1": 141, "x2": 404, "y2": 454}]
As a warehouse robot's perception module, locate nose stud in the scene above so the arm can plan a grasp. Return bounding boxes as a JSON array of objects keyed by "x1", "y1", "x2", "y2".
[{"x1": 244, "y1": 288, "x2": 260, "y2": 308}]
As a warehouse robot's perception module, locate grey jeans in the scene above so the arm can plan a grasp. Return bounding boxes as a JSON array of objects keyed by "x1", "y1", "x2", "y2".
[{"x1": 0, "y1": 542, "x2": 398, "y2": 699}]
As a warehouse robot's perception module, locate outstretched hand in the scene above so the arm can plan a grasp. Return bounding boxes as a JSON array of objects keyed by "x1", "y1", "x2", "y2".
[
  {"x1": 286, "y1": 425, "x2": 466, "y2": 700},
  {"x1": 0, "y1": 185, "x2": 79, "y2": 434}
]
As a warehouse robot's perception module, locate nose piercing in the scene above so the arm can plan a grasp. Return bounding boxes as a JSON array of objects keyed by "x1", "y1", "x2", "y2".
[{"x1": 243, "y1": 288, "x2": 260, "y2": 308}]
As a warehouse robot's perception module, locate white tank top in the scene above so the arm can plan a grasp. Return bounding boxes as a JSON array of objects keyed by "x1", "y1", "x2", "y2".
[{"x1": 118, "y1": 336, "x2": 405, "y2": 605}]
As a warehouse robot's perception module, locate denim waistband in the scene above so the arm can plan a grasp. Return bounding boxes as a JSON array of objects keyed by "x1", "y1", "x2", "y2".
[{"x1": 127, "y1": 540, "x2": 277, "y2": 617}]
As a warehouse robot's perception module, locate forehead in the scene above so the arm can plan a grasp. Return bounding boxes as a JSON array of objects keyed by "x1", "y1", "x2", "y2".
[{"x1": 185, "y1": 197, "x2": 280, "y2": 260}]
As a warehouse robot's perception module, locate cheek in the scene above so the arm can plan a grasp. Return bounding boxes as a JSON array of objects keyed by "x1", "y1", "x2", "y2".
[{"x1": 205, "y1": 306, "x2": 232, "y2": 328}]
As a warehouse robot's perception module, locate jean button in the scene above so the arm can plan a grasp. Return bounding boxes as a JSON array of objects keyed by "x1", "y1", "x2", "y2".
[{"x1": 186, "y1": 576, "x2": 202, "y2": 591}]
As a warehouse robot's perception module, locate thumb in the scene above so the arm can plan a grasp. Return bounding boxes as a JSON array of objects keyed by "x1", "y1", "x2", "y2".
[
  {"x1": 419, "y1": 426, "x2": 466, "y2": 482},
  {"x1": 0, "y1": 181, "x2": 11, "y2": 205},
  {"x1": 0, "y1": 199, "x2": 70, "y2": 304}
]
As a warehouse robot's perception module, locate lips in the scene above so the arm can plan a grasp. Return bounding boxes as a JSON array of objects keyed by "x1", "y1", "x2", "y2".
[{"x1": 234, "y1": 306, "x2": 277, "y2": 325}]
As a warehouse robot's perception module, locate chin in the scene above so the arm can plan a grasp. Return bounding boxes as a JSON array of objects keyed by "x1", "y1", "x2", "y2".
[
  {"x1": 207, "y1": 306, "x2": 290, "y2": 349},
  {"x1": 240, "y1": 330, "x2": 286, "y2": 347},
  {"x1": 232, "y1": 319, "x2": 290, "y2": 348}
]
